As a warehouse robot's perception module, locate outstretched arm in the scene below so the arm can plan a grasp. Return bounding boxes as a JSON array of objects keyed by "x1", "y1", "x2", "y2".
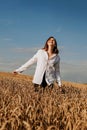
[{"x1": 14, "y1": 51, "x2": 38, "y2": 74}]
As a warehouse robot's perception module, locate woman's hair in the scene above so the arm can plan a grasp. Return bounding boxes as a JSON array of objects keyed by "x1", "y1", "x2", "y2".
[{"x1": 43, "y1": 36, "x2": 59, "y2": 54}]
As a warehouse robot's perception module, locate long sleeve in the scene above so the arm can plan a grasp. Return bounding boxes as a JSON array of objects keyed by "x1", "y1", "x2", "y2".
[
  {"x1": 55, "y1": 57, "x2": 62, "y2": 87},
  {"x1": 15, "y1": 51, "x2": 38, "y2": 73}
]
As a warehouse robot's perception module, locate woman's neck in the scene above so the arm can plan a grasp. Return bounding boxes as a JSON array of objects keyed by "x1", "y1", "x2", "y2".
[
  {"x1": 47, "y1": 46, "x2": 54, "y2": 58},
  {"x1": 47, "y1": 46, "x2": 53, "y2": 54}
]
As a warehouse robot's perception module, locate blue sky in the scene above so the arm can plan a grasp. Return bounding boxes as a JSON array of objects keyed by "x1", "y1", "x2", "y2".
[{"x1": 0, "y1": 0, "x2": 87, "y2": 83}]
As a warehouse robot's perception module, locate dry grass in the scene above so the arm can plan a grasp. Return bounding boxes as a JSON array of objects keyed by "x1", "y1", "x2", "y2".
[{"x1": 0, "y1": 72, "x2": 87, "y2": 130}]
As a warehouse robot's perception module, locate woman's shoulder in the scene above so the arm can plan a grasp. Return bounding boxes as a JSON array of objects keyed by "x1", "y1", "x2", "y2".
[
  {"x1": 36, "y1": 49, "x2": 42, "y2": 52},
  {"x1": 38, "y1": 48, "x2": 46, "y2": 53},
  {"x1": 36, "y1": 49, "x2": 46, "y2": 54}
]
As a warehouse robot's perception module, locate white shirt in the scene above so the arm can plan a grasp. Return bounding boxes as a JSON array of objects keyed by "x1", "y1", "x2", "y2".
[{"x1": 15, "y1": 49, "x2": 61, "y2": 86}]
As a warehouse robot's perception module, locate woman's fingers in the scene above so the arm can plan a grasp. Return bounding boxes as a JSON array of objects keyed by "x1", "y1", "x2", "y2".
[{"x1": 13, "y1": 71, "x2": 18, "y2": 75}]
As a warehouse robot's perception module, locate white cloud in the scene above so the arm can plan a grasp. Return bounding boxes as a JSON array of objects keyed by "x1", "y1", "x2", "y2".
[
  {"x1": 12, "y1": 47, "x2": 39, "y2": 53},
  {"x1": 3, "y1": 38, "x2": 12, "y2": 41},
  {"x1": 10, "y1": 47, "x2": 41, "y2": 61}
]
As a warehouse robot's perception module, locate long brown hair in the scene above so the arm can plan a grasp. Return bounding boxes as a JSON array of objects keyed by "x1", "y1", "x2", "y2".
[{"x1": 43, "y1": 36, "x2": 59, "y2": 54}]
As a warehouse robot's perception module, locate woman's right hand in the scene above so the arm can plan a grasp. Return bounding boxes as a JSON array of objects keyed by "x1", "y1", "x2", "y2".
[{"x1": 13, "y1": 71, "x2": 18, "y2": 75}]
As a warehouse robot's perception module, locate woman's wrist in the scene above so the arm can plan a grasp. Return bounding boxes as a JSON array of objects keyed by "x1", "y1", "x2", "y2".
[{"x1": 58, "y1": 84, "x2": 62, "y2": 88}]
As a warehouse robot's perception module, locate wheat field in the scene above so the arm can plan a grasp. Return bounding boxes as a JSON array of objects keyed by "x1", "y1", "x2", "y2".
[{"x1": 0, "y1": 72, "x2": 87, "y2": 130}]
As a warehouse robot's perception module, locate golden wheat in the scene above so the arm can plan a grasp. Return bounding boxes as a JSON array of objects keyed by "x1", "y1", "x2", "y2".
[{"x1": 0, "y1": 72, "x2": 87, "y2": 130}]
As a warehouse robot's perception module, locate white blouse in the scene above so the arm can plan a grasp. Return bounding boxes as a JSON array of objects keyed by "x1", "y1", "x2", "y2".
[{"x1": 15, "y1": 49, "x2": 62, "y2": 87}]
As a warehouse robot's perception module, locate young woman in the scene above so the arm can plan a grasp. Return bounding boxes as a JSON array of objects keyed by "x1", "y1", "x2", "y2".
[{"x1": 13, "y1": 36, "x2": 63, "y2": 92}]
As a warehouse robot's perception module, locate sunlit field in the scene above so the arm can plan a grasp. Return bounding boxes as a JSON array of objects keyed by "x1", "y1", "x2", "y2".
[{"x1": 0, "y1": 72, "x2": 87, "y2": 130}]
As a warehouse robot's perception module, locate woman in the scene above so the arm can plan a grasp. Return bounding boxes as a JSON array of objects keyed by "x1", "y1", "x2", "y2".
[{"x1": 13, "y1": 36, "x2": 63, "y2": 92}]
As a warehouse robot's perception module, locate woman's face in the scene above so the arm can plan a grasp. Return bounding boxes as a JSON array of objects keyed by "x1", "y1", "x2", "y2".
[{"x1": 47, "y1": 38, "x2": 56, "y2": 47}]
